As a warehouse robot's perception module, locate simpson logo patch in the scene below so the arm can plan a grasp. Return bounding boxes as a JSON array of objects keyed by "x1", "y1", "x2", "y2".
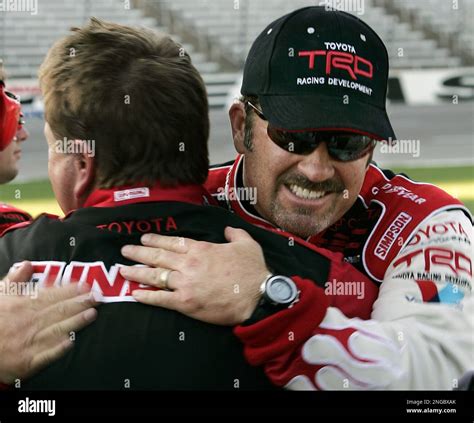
[{"x1": 374, "y1": 212, "x2": 412, "y2": 260}]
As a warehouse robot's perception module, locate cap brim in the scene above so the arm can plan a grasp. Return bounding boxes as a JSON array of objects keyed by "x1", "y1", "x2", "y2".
[{"x1": 259, "y1": 94, "x2": 396, "y2": 141}]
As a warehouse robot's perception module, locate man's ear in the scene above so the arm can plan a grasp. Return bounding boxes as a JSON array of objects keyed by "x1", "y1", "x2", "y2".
[
  {"x1": 229, "y1": 102, "x2": 246, "y2": 154},
  {"x1": 73, "y1": 140, "x2": 95, "y2": 202}
]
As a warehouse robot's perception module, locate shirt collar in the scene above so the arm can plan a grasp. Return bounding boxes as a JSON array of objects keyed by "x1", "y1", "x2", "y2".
[{"x1": 83, "y1": 182, "x2": 216, "y2": 209}]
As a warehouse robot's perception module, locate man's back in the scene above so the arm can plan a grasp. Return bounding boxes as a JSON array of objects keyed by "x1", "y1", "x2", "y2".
[{"x1": 0, "y1": 188, "x2": 349, "y2": 390}]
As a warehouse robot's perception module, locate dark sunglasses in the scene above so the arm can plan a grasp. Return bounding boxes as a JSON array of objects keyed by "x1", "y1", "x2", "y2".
[{"x1": 246, "y1": 101, "x2": 377, "y2": 161}]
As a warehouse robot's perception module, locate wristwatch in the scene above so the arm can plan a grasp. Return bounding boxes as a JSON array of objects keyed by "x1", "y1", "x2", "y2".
[
  {"x1": 260, "y1": 274, "x2": 299, "y2": 308},
  {"x1": 244, "y1": 274, "x2": 300, "y2": 325}
]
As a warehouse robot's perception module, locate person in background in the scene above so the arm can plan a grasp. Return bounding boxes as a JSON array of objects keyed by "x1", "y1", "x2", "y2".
[
  {"x1": 0, "y1": 63, "x2": 97, "y2": 388},
  {"x1": 0, "y1": 63, "x2": 32, "y2": 233}
]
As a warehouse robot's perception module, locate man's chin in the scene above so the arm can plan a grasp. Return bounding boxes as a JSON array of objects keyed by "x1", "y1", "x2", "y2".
[
  {"x1": 271, "y1": 201, "x2": 336, "y2": 237},
  {"x1": 272, "y1": 211, "x2": 331, "y2": 238},
  {"x1": 0, "y1": 169, "x2": 19, "y2": 185}
]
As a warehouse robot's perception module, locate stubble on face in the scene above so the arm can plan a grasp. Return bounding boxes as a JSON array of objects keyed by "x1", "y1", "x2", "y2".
[
  {"x1": 268, "y1": 171, "x2": 347, "y2": 237},
  {"x1": 241, "y1": 112, "x2": 371, "y2": 239}
]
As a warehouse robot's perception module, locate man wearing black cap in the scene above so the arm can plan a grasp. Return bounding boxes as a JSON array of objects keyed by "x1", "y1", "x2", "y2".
[
  {"x1": 122, "y1": 6, "x2": 473, "y2": 390},
  {"x1": 124, "y1": 7, "x2": 474, "y2": 389}
]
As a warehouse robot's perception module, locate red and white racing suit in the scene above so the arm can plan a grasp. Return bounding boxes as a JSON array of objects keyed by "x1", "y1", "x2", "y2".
[{"x1": 206, "y1": 155, "x2": 473, "y2": 390}]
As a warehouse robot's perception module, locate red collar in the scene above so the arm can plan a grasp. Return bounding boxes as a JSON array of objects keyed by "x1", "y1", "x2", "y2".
[{"x1": 83, "y1": 182, "x2": 216, "y2": 208}]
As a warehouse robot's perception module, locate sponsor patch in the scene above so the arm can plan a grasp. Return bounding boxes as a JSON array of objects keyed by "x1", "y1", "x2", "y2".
[
  {"x1": 415, "y1": 280, "x2": 465, "y2": 304},
  {"x1": 374, "y1": 212, "x2": 412, "y2": 259},
  {"x1": 14, "y1": 261, "x2": 158, "y2": 303}
]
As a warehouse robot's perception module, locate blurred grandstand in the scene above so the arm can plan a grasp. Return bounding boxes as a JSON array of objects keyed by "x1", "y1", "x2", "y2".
[
  {"x1": 152, "y1": 0, "x2": 472, "y2": 69},
  {"x1": 1, "y1": 0, "x2": 473, "y2": 107},
  {"x1": 0, "y1": 0, "x2": 472, "y2": 215}
]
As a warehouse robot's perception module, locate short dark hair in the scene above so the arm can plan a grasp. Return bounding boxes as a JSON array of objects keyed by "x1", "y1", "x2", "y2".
[
  {"x1": 39, "y1": 18, "x2": 210, "y2": 188},
  {"x1": 240, "y1": 95, "x2": 260, "y2": 151}
]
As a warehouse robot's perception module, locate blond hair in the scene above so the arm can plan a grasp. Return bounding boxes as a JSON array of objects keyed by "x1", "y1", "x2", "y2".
[{"x1": 39, "y1": 18, "x2": 209, "y2": 188}]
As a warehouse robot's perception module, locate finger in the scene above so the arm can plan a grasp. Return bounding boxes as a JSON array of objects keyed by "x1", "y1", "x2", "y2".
[
  {"x1": 224, "y1": 226, "x2": 255, "y2": 243},
  {"x1": 28, "y1": 338, "x2": 74, "y2": 377},
  {"x1": 140, "y1": 233, "x2": 192, "y2": 253},
  {"x1": 5, "y1": 261, "x2": 33, "y2": 283},
  {"x1": 35, "y1": 293, "x2": 98, "y2": 330},
  {"x1": 133, "y1": 289, "x2": 179, "y2": 310},
  {"x1": 34, "y1": 308, "x2": 98, "y2": 347},
  {"x1": 35, "y1": 283, "x2": 92, "y2": 308},
  {"x1": 121, "y1": 245, "x2": 184, "y2": 269},
  {"x1": 120, "y1": 266, "x2": 179, "y2": 290}
]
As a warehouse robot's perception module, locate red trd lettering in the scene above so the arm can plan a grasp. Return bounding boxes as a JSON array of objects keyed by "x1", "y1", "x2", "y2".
[
  {"x1": 393, "y1": 249, "x2": 423, "y2": 269},
  {"x1": 392, "y1": 247, "x2": 472, "y2": 277},
  {"x1": 327, "y1": 51, "x2": 356, "y2": 80},
  {"x1": 353, "y1": 55, "x2": 373, "y2": 78},
  {"x1": 424, "y1": 248, "x2": 454, "y2": 273},
  {"x1": 298, "y1": 50, "x2": 326, "y2": 69},
  {"x1": 424, "y1": 247, "x2": 472, "y2": 277},
  {"x1": 298, "y1": 50, "x2": 373, "y2": 80},
  {"x1": 455, "y1": 252, "x2": 472, "y2": 277}
]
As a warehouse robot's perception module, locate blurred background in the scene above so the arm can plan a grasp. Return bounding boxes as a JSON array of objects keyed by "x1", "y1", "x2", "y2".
[{"x1": 0, "y1": 0, "x2": 473, "y2": 216}]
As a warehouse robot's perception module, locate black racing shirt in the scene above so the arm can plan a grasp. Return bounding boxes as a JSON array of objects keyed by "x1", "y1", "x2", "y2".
[{"x1": 0, "y1": 184, "x2": 335, "y2": 390}]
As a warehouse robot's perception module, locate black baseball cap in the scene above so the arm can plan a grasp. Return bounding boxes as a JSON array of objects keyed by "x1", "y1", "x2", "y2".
[{"x1": 241, "y1": 6, "x2": 396, "y2": 141}]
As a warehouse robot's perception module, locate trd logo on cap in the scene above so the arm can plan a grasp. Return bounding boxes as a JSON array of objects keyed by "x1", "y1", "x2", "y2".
[{"x1": 298, "y1": 45, "x2": 373, "y2": 81}]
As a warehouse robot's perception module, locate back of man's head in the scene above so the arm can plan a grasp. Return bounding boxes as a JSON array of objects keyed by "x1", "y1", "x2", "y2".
[{"x1": 39, "y1": 18, "x2": 210, "y2": 188}]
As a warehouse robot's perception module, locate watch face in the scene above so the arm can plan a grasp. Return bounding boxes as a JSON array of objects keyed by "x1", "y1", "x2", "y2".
[{"x1": 267, "y1": 277, "x2": 297, "y2": 304}]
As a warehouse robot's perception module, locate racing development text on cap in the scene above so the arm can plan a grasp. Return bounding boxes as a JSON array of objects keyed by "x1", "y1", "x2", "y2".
[{"x1": 241, "y1": 6, "x2": 396, "y2": 141}]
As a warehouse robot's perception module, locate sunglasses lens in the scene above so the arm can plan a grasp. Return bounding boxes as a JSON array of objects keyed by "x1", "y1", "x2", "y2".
[
  {"x1": 267, "y1": 127, "x2": 319, "y2": 155},
  {"x1": 5, "y1": 91, "x2": 20, "y2": 102},
  {"x1": 328, "y1": 135, "x2": 374, "y2": 161},
  {"x1": 267, "y1": 126, "x2": 374, "y2": 161}
]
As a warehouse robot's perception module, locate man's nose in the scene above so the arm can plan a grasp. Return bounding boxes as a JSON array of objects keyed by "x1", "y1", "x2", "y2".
[
  {"x1": 296, "y1": 142, "x2": 335, "y2": 182},
  {"x1": 15, "y1": 126, "x2": 29, "y2": 143}
]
